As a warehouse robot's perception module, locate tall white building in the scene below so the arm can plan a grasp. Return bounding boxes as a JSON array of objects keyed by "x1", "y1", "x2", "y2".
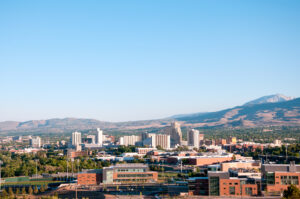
[
  {"x1": 119, "y1": 135, "x2": 141, "y2": 146},
  {"x1": 71, "y1": 131, "x2": 82, "y2": 147},
  {"x1": 187, "y1": 129, "x2": 200, "y2": 148},
  {"x1": 30, "y1": 136, "x2": 41, "y2": 148},
  {"x1": 97, "y1": 128, "x2": 103, "y2": 146},
  {"x1": 155, "y1": 134, "x2": 170, "y2": 149}
]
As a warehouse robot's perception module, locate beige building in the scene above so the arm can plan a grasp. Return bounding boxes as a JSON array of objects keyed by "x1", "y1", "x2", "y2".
[
  {"x1": 164, "y1": 122, "x2": 182, "y2": 147},
  {"x1": 119, "y1": 135, "x2": 142, "y2": 146},
  {"x1": 155, "y1": 134, "x2": 170, "y2": 149}
]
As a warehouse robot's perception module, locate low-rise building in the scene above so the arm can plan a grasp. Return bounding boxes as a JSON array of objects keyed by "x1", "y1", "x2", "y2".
[
  {"x1": 262, "y1": 162, "x2": 300, "y2": 195},
  {"x1": 77, "y1": 164, "x2": 158, "y2": 185}
]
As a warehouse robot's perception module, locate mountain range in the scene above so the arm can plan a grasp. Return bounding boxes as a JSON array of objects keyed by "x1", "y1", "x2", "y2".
[{"x1": 0, "y1": 94, "x2": 299, "y2": 134}]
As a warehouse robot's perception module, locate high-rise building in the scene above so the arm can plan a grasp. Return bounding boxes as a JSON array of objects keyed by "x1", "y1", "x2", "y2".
[
  {"x1": 86, "y1": 135, "x2": 96, "y2": 144},
  {"x1": 187, "y1": 129, "x2": 200, "y2": 148},
  {"x1": 119, "y1": 135, "x2": 142, "y2": 146},
  {"x1": 97, "y1": 128, "x2": 103, "y2": 146},
  {"x1": 155, "y1": 134, "x2": 170, "y2": 149},
  {"x1": 30, "y1": 136, "x2": 41, "y2": 148},
  {"x1": 164, "y1": 122, "x2": 182, "y2": 147},
  {"x1": 142, "y1": 133, "x2": 156, "y2": 148},
  {"x1": 71, "y1": 131, "x2": 82, "y2": 147}
]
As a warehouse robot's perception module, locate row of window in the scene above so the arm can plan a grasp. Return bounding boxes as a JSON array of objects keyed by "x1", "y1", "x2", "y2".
[{"x1": 117, "y1": 174, "x2": 153, "y2": 178}]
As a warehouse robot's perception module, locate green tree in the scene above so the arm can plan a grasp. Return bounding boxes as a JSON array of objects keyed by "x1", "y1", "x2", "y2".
[
  {"x1": 283, "y1": 184, "x2": 300, "y2": 199},
  {"x1": 28, "y1": 186, "x2": 33, "y2": 195},
  {"x1": 22, "y1": 186, "x2": 26, "y2": 195},
  {"x1": 16, "y1": 187, "x2": 20, "y2": 195},
  {"x1": 1, "y1": 189, "x2": 8, "y2": 197},
  {"x1": 40, "y1": 185, "x2": 45, "y2": 192},
  {"x1": 8, "y1": 187, "x2": 14, "y2": 196},
  {"x1": 44, "y1": 184, "x2": 48, "y2": 191},
  {"x1": 34, "y1": 185, "x2": 39, "y2": 194}
]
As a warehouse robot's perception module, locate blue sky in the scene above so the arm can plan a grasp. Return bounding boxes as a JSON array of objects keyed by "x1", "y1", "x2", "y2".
[{"x1": 1, "y1": 1, "x2": 299, "y2": 122}]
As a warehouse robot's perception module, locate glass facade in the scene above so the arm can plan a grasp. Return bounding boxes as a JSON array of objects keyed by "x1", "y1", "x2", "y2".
[{"x1": 209, "y1": 176, "x2": 219, "y2": 196}]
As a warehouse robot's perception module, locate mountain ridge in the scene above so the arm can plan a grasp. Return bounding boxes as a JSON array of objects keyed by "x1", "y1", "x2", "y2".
[{"x1": 0, "y1": 95, "x2": 299, "y2": 134}]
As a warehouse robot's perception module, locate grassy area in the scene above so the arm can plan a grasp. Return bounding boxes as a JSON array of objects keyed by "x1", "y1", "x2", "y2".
[
  {"x1": 2, "y1": 181, "x2": 62, "y2": 186},
  {"x1": 158, "y1": 172, "x2": 178, "y2": 182}
]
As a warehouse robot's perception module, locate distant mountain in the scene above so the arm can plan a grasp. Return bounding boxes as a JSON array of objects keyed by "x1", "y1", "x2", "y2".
[
  {"x1": 175, "y1": 97, "x2": 300, "y2": 128},
  {"x1": 0, "y1": 95, "x2": 299, "y2": 134},
  {"x1": 169, "y1": 112, "x2": 208, "y2": 119},
  {"x1": 0, "y1": 118, "x2": 170, "y2": 134},
  {"x1": 244, "y1": 94, "x2": 294, "y2": 106}
]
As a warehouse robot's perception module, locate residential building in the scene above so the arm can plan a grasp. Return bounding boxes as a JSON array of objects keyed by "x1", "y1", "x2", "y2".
[{"x1": 155, "y1": 134, "x2": 171, "y2": 149}]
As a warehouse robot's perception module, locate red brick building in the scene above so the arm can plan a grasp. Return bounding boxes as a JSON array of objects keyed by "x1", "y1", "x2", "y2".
[
  {"x1": 220, "y1": 178, "x2": 258, "y2": 196},
  {"x1": 78, "y1": 173, "x2": 102, "y2": 185}
]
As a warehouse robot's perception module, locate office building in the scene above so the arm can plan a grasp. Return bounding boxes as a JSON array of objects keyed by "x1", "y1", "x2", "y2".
[
  {"x1": 97, "y1": 128, "x2": 103, "y2": 146},
  {"x1": 261, "y1": 162, "x2": 300, "y2": 194},
  {"x1": 119, "y1": 135, "x2": 142, "y2": 146},
  {"x1": 30, "y1": 136, "x2": 42, "y2": 148},
  {"x1": 71, "y1": 131, "x2": 82, "y2": 147},
  {"x1": 86, "y1": 135, "x2": 96, "y2": 144},
  {"x1": 187, "y1": 129, "x2": 200, "y2": 148},
  {"x1": 78, "y1": 164, "x2": 158, "y2": 185}
]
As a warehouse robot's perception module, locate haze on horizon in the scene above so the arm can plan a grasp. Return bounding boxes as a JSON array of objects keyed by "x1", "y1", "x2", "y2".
[{"x1": 1, "y1": 1, "x2": 300, "y2": 122}]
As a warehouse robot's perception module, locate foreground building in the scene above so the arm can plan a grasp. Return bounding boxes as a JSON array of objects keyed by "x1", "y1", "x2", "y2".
[
  {"x1": 262, "y1": 162, "x2": 300, "y2": 195},
  {"x1": 189, "y1": 171, "x2": 259, "y2": 197},
  {"x1": 78, "y1": 163, "x2": 158, "y2": 185}
]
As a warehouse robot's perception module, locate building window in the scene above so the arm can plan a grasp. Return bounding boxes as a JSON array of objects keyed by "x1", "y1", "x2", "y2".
[
  {"x1": 245, "y1": 187, "x2": 253, "y2": 195},
  {"x1": 229, "y1": 186, "x2": 235, "y2": 195},
  {"x1": 280, "y1": 176, "x2": 299, "y2": 185}
]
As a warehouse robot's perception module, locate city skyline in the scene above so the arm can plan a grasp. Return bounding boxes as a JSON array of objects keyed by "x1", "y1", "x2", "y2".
[{"x1": 1, "y1": 1, "x2": 300, "y2": 122}]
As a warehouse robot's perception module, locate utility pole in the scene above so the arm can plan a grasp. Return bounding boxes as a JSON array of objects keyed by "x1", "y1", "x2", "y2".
[
  {"x1": 35, "y1": 159, "x2": 39, "y2": 179},
  {"x1": 66, "y1": 159, "x2": 69, "y2": 182},
  {"x1": 76, "y1": 159, "x2": 79, "y2": 199},
  {"x1": 71, "y1": 159, "x2": 74, "y2": 179},
  {"x1": 286, "y1": 144, "x2": 288, "y2": 163}
]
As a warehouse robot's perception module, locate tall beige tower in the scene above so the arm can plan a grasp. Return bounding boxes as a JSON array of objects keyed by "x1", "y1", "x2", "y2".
[{"x1": 165, "y1": 122, "x2": 182, "y2": 147}]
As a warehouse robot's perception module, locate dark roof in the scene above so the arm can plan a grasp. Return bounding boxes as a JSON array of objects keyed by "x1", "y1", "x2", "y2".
[{"x1": 262, "y1": 163, "x2": 300, "y2": 173}]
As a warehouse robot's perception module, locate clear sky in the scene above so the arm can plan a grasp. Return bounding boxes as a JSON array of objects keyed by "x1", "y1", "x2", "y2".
[{"x1": 1, "y1": 0, "x2": 300, "y2": 122}]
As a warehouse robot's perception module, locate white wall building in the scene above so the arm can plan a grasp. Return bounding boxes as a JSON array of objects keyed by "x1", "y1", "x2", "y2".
[
  {"x1": 97, "y1": 128, "x2": 103, "y2": 146},
  {"x1": 71, "y1": 131, "x2": 82, "y2": 147},
  {"x1": 187, "y1": 129, "x2": 200, "y2": 148},
  {"x1": 119, "y1": 135, "x2": 141, "y2": 146},
  {"x1": 30, "y1": 136, "x2": 42, "y2": 148}
]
